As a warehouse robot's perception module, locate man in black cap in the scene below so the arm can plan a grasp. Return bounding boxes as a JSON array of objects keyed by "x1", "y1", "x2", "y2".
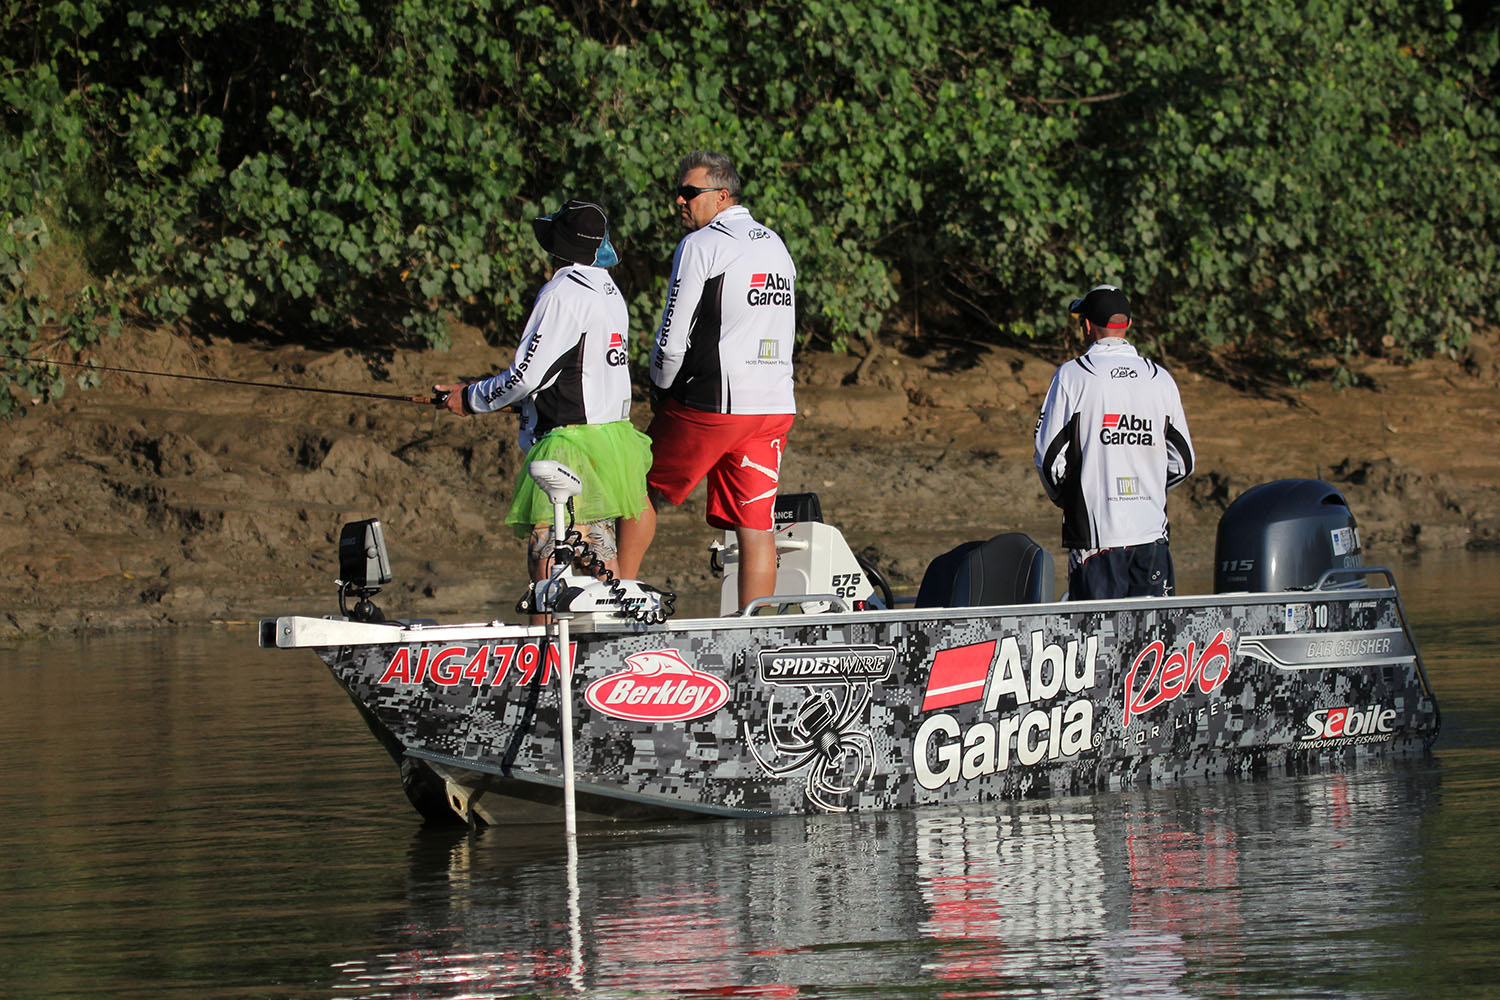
[
  {"x1": 436, "y1": 199, "x2": 652, "y2": 594},
  {"x1": 1033, "y1": 284, "x2": 1195, "y2": 600}
]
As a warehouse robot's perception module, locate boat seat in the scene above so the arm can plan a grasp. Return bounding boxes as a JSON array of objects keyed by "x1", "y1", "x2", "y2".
[{"x1": 914, "y1": 532, "x2": 1054, "y2": 608}]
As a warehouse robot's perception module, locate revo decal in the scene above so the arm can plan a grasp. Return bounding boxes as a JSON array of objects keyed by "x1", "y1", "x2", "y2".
[
  {"x1": 1123, "y1": 631, "x2": 1233, "y2": 729},
  {"x1": 584, "y1": 649, "x2": 730, "y2": 723}
]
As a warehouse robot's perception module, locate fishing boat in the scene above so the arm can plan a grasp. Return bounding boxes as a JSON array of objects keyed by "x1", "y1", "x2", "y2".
[{"x1": 260, "y1": 468, "x2": 1439, "y2": 825}]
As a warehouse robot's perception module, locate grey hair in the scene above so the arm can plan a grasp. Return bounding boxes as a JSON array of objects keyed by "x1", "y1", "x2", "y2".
[{"x1": 677, "y1": 150, "x2": 742, "y2": 200}]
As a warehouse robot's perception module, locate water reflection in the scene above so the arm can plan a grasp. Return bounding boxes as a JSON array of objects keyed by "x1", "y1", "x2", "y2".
[{"x1": 330, "y1": 760, "x2": 1437, "y2": 998}]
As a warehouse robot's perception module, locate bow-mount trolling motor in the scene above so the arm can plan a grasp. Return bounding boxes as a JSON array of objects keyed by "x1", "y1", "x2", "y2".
[
  {"x1": 328, "y1": 462, "x2": 673, "y2": 626},
  {"x1": 336, "y1": 519, "x2": 392, "y2": 623},
  {"x1": 518, "y1": 459, "x2": 677, "y2": 625}
]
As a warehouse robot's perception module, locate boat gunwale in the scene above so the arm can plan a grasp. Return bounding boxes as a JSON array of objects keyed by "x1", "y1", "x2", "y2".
[{"x1": 265, "y1": 577, "x2": 1408, "y2": 649}]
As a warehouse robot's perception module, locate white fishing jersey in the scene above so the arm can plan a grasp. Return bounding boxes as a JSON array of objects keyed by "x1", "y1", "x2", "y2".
[
  {"x1": 464, "y1": 264, "x2": 632, "y2": 450},
  {"x1": 649, "y1": 205, "x2": 797, "y2": 414},
  {"x1": 1033, "y1": 339, "x2": 1195, "y2": 550}
]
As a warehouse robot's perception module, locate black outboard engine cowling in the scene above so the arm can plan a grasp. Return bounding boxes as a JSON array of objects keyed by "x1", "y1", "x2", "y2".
[{"x1": 1213, "y1": 479, "x2": 1362, "y2": 592}]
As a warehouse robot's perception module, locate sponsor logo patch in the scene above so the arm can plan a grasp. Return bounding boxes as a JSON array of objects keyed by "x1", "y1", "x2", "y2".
[
  {"x1": 915, "y1": 631, "x2": 1099, "y2": 791},
  {"x1": 1099, "y1": 412, "x2": 1155, "y2": 446},
  {"x1": 584, "y1": 649, "x2": 730, "y2": 723},
  {"x1": 1123, "y1": 631, "x2": 1233, "y2": 730},
  {"x1": 1301, "y1": 704, "x2": 1396, "y2": 743},
  {"x1": 606, "y1": 330, "x2": 628, "y2": 366},
  {"x1": 758, "y1": 645, "x2": 895, "y2": 684},
  {"x1": 746, "y1": 272, "x2": 793, "y2": 307}
]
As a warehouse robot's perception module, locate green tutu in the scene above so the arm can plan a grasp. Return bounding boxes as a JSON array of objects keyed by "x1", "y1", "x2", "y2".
[{"x1": 505, "y1": 420, "x2": 653, "y2": 535}]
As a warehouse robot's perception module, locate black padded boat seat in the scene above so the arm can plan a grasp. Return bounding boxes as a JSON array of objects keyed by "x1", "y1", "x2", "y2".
[{"x1": 915, "y1": 533, "x2": 1055, "y2": 608}]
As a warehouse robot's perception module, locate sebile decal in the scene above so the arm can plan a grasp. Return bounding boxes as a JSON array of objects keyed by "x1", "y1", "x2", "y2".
[{"x1": 743, "y1": 645, "x2": 896, "y2": 812}]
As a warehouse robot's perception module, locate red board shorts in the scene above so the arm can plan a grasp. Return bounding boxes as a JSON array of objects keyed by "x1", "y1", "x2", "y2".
[{"x1": 646, "y1": 397, "x2": 794, "y2": 531}]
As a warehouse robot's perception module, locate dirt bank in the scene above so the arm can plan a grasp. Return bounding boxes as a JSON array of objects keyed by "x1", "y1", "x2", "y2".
[{"x1": 3, "y1": 324, "x2": 1497, "y2": 637}]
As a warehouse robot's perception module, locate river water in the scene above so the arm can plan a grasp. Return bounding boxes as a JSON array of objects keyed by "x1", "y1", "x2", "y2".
[{"x1": 1, "y1": 550, "x2": 1496, "y2": 999}]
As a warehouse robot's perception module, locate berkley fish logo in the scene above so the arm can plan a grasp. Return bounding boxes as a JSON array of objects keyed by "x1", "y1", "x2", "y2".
[{"x1": 584, "y1": 649, "x2": 730, "y2": 723}]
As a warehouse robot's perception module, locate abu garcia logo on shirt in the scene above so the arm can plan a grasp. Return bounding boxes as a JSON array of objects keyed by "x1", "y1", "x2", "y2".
[
  {"x1": 605, "y1": 331, "x2": 628, "y2": 367},
  {"x1": 747, "y1": 272, "x2": 793, "y2": 307},
  {"x1": 1099, "y1": 413, "x2": 1155, "y2": 445}
]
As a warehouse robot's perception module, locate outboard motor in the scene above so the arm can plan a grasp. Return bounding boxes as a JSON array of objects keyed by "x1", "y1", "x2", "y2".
[{"x1": 1213, "y1": 479, "x2": 1362, "y2": 592}]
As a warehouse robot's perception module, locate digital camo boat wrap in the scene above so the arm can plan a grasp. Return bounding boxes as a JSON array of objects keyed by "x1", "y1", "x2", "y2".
[{"x1": 289, "y1": 585, "x2": 1437, "y2": 822}]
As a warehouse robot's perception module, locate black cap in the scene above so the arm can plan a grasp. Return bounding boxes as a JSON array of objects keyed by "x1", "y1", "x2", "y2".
[
  {"x1": 532, "y1": 200, "x2": 618, "y2": 267},
  {"x1": 1069, "y1": 285, "x2": 1132, "y2": 328}
]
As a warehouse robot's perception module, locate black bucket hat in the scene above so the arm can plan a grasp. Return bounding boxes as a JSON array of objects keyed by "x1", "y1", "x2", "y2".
[{"x1": 532, "y1": 200, "x2": 619, "y2": 267}]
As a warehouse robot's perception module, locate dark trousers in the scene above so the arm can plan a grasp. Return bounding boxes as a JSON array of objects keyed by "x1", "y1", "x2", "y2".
[{"x1": 1069, "y1": 540, "x2": 1175, "y2": 600}]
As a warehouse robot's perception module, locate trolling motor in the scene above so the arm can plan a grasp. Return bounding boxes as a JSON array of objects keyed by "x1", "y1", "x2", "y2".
[
  {"x1": 518, "y1": 459, "x2": 676, "y2": 624},
  {"x1": 336, "y1": 519, "x2": 392, "y2": 622}
]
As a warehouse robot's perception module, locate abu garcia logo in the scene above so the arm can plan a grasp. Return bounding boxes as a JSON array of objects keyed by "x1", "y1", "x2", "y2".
[
  {"x1": 914, "y1": 631, "x2": 1098, "y2": 792},
  {"x1": 1099, "y1": 412, "x2": 1155, "y2": 445},
  {"x1": 605, "y1": 330, "x2": 628, "y2": 367},
  {"x1": 747, "y1": 272, "x2": 793, "y2": 307}
]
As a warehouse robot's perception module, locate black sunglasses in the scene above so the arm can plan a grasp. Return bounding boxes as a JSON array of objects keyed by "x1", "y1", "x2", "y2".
[{"x1": 676, "y1": 184, "x2": 725, "y2": 201}]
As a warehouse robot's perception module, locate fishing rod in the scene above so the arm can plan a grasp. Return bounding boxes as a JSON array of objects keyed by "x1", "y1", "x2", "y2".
[{"x1": 3, "y1": 354, "x2": 448, "y2": 406}]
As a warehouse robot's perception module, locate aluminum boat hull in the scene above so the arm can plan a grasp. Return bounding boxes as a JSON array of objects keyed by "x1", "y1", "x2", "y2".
[{"x1": 262, "y1": 577, "x2": 1439, "y2": 825}]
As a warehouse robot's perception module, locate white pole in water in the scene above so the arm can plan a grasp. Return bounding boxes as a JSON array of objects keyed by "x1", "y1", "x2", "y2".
[
  {"x1": 529, "y1": 459, "x2": 584, "y2": 983},
  {"x1": 530, "y1": 459, "x2": 583, "y2": 839},
  {"x1": 555, "y1": 607, "x2": 577, "y2": 838}
]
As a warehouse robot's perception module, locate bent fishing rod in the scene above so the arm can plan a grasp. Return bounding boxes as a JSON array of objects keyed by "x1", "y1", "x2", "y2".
[{"x1": 4, "y1": 354, "x2": 449, "y2": 406}]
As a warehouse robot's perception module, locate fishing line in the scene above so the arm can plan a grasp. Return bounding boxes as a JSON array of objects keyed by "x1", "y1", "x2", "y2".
[{"x1": 3, "y1": 354, "x2": 446, "y2": 405}]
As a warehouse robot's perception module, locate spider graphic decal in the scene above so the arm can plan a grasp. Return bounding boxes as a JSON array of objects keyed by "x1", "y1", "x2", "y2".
[{"x1": 745, "y1": 683, "x2": 877, "y2": 812}]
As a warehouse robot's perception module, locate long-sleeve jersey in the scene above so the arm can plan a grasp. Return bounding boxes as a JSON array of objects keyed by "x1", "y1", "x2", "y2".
[
  {"x1": 1033, "y1": 339, "x2": 1195, "y2": 551},
  {"x1": 649, "y1": 205, "x2": 797, "y2": 414},
  {"x1": 464, "y1": 264, "x2": 632, "y2": 450}
]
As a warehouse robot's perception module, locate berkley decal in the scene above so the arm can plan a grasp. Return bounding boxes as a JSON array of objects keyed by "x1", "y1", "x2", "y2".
[
  {"x1": 1123, "y1": 630, "x2": 1232, "y2": 730},
  {"x1": 377, "y1": 640, "x2": 569, "y2": 688},
  {"x1": 915, "y1": 631, "x2": 1098, "y2": 791},
  {"x1": 757, "y1": 644, "x2": 895, "y2": 684},
  {"x1": 584, "y1": 649, "x2": 730, "y2": 723}
]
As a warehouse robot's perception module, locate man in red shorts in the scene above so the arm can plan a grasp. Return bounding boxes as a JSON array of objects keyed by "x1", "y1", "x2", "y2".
[{"x1": 616, "y1": 151, "x2": 797, "y2": 611}]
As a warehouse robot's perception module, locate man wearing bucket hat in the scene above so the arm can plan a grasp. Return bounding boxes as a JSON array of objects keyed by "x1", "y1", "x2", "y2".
[
  {"x1": 435, "y1": 199, "x2": 652, "y2": 591},
  {"x1": 616, "y1": 151, "x2": 797, "y2": 611},
  {"x1": 1033, "y1": 284, "x2": 1195, "y2": 600}
]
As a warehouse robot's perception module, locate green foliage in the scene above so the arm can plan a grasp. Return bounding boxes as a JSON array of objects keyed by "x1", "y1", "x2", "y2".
[{"x1": 2, "y1": 0, "x2": 1497, "y2": 412}]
